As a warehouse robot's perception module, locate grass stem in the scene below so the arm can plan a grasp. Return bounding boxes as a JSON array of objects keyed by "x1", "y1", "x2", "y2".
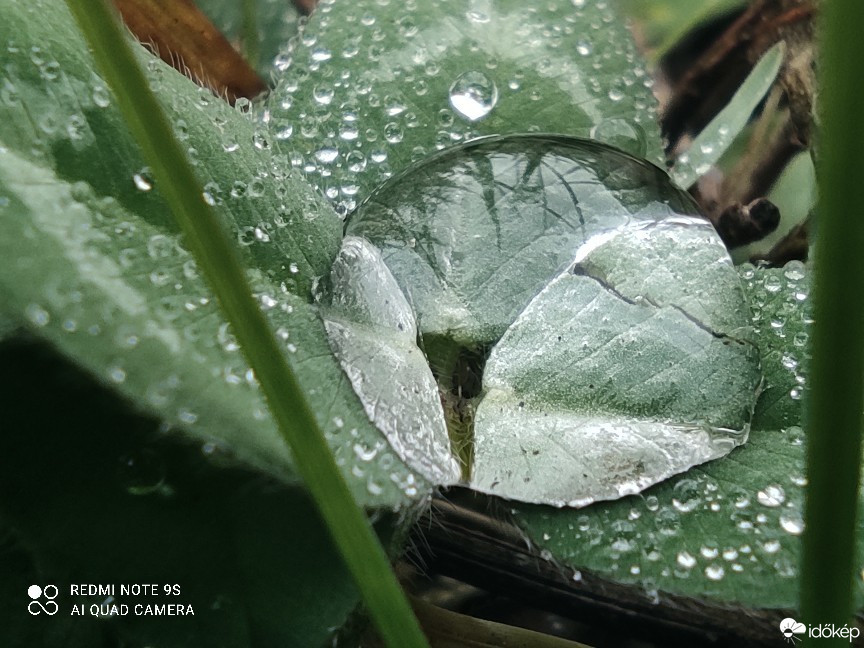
[
  {"x1": 241, "y1": 0, "x2": 260, "y2": 69},
  {"x1": 801, "y1": 0, "x2": 864, "y2": 643},
  {"x1": 63, "y1": 1, "x2": 429, "y2": 646}
]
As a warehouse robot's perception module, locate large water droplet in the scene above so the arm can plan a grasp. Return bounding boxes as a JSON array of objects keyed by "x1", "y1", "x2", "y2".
[{"x1": 449, "y1": 71, "x2": 498, "y2": 122}]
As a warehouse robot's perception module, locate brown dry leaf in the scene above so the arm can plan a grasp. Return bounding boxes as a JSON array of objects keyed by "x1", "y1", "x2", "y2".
[{"x1": 114, "y1": 0, "x2": 266, "y2": 104}]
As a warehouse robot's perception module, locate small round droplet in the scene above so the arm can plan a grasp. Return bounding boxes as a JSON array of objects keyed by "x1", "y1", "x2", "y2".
[
  {"x1": 590, "y1": 118, "x2": 647, "y2": 157},
  {"x1": 756, "y1": 484, "x2": 786, "y2": 507},
  {"x1": 133, "y1": 168, "x2": 153, "y2": 191},
  {"x1": 449, "y1": 71, "x2": 498, "y2": 122},
  {"x1": 704, "y1": 564, "x2": 725, "y2": 581},
  {"x1": 118, "y1": 448, "x2": 165, "y2": 495},
  {"x1": 671, "y1": 479, "x2": 701, "y2": 512},
  {"x1": 780, "y1": 514, "x2": 804, "y2": 535},
  {"x1": 676, "y1": 551, "x2": 696, "y2": 569}
]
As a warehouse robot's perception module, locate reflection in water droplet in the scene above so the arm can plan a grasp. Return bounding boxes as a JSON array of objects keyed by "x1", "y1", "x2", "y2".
[
  {"x1": 118, "y1": 449, "x2": 166, "y2": 495},
  {"x1": 756, "y1": 484, "x2": 786, "y2": 507},
  {"x1": 780, "y1": 514, "x2": 804, "y2": 535},
  {"x1": 133, "y1": 168, "x2": 153, "y2": 191},
  {"x1": 590, "y1": 118, "x2": 647, "y2": 157},
  {"x1": 676, "y1": 551, "x2": 696, "y2": 569},
  {"x1": 671, "y1": 479, "x2": 701, "y2": 513},
  {"x1": 704, "y1": 564, "x2": 725, "y2": 581},
  {"x1": 449, "y1": 71, "x2": 498, "y2": 122}
]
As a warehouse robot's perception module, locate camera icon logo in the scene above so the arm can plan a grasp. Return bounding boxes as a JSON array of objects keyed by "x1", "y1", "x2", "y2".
[{"x1": 28, "y1": 585, "x2": 59, "y2": 616}]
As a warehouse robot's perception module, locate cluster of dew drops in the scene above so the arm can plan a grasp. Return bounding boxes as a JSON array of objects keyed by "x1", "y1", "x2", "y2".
[
  {"x1": 263, "y1": 0, "x2": 657, "y2": 217},
  {"x1": 513, "y1": 263, "x2": 818, "y2": 593},
  {"x1": 5, "y1": 40, "x2": 425, "y2": 506}
]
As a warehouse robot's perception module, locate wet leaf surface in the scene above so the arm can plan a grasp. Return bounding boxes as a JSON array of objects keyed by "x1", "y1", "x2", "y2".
[
  {"x1": 0, "y1": 0, "x2": 431, "y2": 509},
  {"x1": 266, "y1": 0, "x2": 663, "y2": 215},
  {"x1": 509, "y1": 264, "x2": 864, "y2": 610}
]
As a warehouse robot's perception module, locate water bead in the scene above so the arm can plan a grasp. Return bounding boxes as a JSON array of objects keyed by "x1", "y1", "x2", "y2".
[{"x1": 448, "y1": 71, "x2": 498, "y2": 122}]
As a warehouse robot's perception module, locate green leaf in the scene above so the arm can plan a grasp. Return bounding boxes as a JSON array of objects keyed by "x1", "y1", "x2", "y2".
[
  {"x1": 0, "y1": 338, "x2": 363, "y2": 648},
  {"x1": 471, "y1": 215, "x2": 761, "y2": 505},
  {"x1": 267, "y1": 0, "x2": 663, "y2": 213},
  {"x1": 346, "y1": 135, "x2": 698, "y2": 354},
  {"x1": 670, "y1": 42, "x2": 785, "y2": 189},
  {"x1": 509, "y1": 264, "x2": 864, "y2": 611},
  {"x1": 2, "y1": 0, "x2": 337, "y2": 300},
  {"x1": 0, "y1": 0, "x2": 436, "y2": 508}
]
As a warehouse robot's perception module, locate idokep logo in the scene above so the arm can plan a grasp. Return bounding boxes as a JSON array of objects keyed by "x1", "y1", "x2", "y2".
[
  {"x1": 780, "y1": 618, "x2": 806, "y2": 644},
  {"x1": 27, "y1": 584, "x2": 59, "y2": 616},
  {"x1": 780, "y1": 617, "x2": 861, "y2": 643}
]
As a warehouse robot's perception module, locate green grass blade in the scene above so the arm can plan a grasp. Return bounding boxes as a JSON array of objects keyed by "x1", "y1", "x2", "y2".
[
  {"x1": 801, "y1": 0, "x2": 864, "y2": 642},
  {"x1": 241, "y1": 0, "x2": 260, "y2": 68},
  {"x1": 61, "y1": 2, "x2": 428, "y2": 646},
  {"x1": 671, "y1": 41, "x2": 785, "y2": 189}
]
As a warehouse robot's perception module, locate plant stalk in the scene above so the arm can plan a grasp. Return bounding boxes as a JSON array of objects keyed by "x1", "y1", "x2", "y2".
[
  {"x1": 62, "y1": 1, "x2": 428, "y2": 646},
  {"x1": 241, "y1": 0, "x2": 260, "y2": 68},
  {"x1": 801, "y1": 0, "x2": 864, "y2": 644}
]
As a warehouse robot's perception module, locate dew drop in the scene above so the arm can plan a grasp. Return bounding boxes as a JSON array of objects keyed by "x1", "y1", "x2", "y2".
[
  {"x1": 590, "y1": 118, "x2": 647, "y2": 157},
  {"x1": 762, "y1": 539, "x2": 781, "y2": 554},
  {"x1": 25, "y1": 303, "x2": 49, "y2": 327},
  {"x1": 704, "y1": 564, "x2": 725, "y2": 581},
  {"x1": 671, "y1": 479, "x2": 701, "y2": 512},
  {"x1": 780, "y1": 514, "x2": 804, "y2": 535},
  {"x1": 118, "y1": 449, "x2": 165, "y2": 495},
  {"x1": 576, "y1": 39, "x2": 592, "y2": 56},
  {"x1": 384, "y1": 122, "x2": 404, "y2": 143},
  {"x1": 676, "y1": 551, "x2": 696, "y2": 569},
  {"x1": 315, "y1": 147, "x2": 339, "y2": 164},
  {"x1": 449, "y1": 71, "x2": 498, "y2": 122},
  {"x1": 756, "y1": 484, "x2": 786, "y2": 508},
  {"x1": 92, "y1": 84, "x2": 110, "y2": 107},
  {"x1": 133, "y1": 168, "x2": 153, "y2": 192},
  {"x1": 353, "y1": 442, "x2": 378, "y2": 462}
]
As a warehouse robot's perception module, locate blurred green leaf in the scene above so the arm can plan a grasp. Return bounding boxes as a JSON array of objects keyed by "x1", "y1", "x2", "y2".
[{"x1": 0, "y1": 337, "x2": 363, "y2": 648}]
